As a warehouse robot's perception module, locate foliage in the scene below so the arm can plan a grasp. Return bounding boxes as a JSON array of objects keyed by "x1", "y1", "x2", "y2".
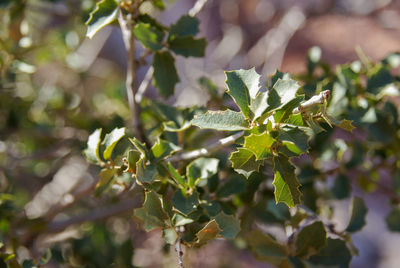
[{"x1": 0, "y1": 0, "x2": 399, "y2": 267}]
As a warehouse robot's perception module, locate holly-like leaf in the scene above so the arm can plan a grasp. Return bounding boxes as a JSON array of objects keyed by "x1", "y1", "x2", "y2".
[
  {"x1": 163, "y1": 228, "x2": 178, "y2": 244},
  {"x1": 133, "y1": 191, "x2": 170, "y2": 231},
  {"x1": 250, "y1": 91, "x2": 269, "y2": 121},
  {"x1": 273, "y1": 96, "x2": 304, "y2": 124},
  {"x1": 151, "y1": 138, "x2": 180, "y2": 160},
  {"x1": 195, "y1": 220, "x2": 221, "y2": 247},
  {"x1": 229, "y1": 148, "x2": 263, "y2": 178},
  {"x1": 273, "y1": 78, "x2": 300, "y2": 104},
  {"x1": 168, "y1": 36, "x2": 206, "y2": 57},
  {"x1": 136, "y1": 158, "x2": 158, "y2": 184},
  {"x1": 225, "y1": 68, "x2": 261, "y2": 119},
  {"x1": 272, "y1": 154, "x2": 302, "y2": 207},
  {"x1": 346, "y1": 197, "x2": 368, "y2": 233},
  {"x1": 153, "y1": 51, "x2": 179, "y2": 98},
  {"x1": 295, "y1": 221, "x2": 327, "y2": 258},
  {"x1": 172, "y1": 190, "x2": 199, "y2": 216},
  {"x1": 309, "y1": 238, "x2": 352, "y2": 267},
  {"x1": 244, "y1": 131, "x2": 276, "y2": 160},
  {"x1": 248, "y1": 231, "x2": 288, "y2": 264},
  {"x1": 186, "y1": 157, "x2": 219, "y2": 188},
  {"x1": 84, "y1": 129, "x2": 102, "y2": 164},
  {"x1": 213, "y1": 212, "x2": 240, "y2": 239},
  {"x1": 133, "y1": 23, "x2": 164, "y2": 51},
  {"x1": 191, "y1": 109, "x2": 250, "y2": 131},
  {"x1": 126, "y1": 150, "x2": 141, "y2": 173},
  {"x1": 95, "y1": 168, "x2": 116, "y2": 195},
  {"x1": 169, "y1": 15, "x2": 199, "y2": 40},
  {"x1": 102, "y1": 127, "x2": 125, "y2": 160},
  {"x1": 86, "y1": 0, "x2": 119, "y2": 39},
  {"x1": 278, "y1": 126, "x2": 310, "y2": 155}
]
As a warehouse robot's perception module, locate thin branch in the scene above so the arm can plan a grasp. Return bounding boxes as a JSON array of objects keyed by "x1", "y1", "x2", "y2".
[
  {"x1": 292, "y1": 90, "x2": 330, "y2": 114},
  {"x1": 169, "y1": 131, "x2": 244, "y2": 162},
  {"x1": 118, "y1": 10, "x2": 147, "y2": 142},
  {"x1": 47, "y1": 198, "x2": 137, "y2": 233},
  {"x1": 175, "y1": 238, "x2": 185, "y2": 268},
  {"x1": 188, "y1": 0, "x2": 209, "y2": 16}
]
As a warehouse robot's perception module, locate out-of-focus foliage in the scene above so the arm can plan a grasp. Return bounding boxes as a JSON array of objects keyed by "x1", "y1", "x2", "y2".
[{"x1": 1, "y1": 0, "x2": 400, "y2": 268}]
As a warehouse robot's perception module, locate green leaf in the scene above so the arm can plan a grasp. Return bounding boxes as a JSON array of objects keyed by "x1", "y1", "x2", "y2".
[
  {"x1": 162, "y1": 228, "x2": 178, "y2": 244},
  {"x1": 229, "y1": 148, "x2": 263, "y2": 178},
  {"x1": 195, "y1": 220, "x2": 221, "y2": 247},
  {"x1": 153, "y1": 51, "x2": 179, "y2": 98},
  {"x1": 169, "y1": 15, "x2": 199, "y2": 40},
  {"x1": 133, "y1": 191, "x2": 170, "y2": 231},
  {"x1": 151, "y1": 0, "x2": 165, "y2": 10},
  {"x1": 295, "y1": 221, "x2": 327, "y2": 258},
  {"x1": 136, "y1": 159, "x2": 158, "y2": 184},
  {"x1": 192, "y1": 109, "x2": 250, "y2": 131},
  {"x1": 367, "y1": 64, "x2": 393, "y2": 95},
  {"x1": 386, "y1": 206, "x2": 400, "y2": 232},
  {"x1": 248, "y1": 230, "x2": 288, "y2": 264},
  {"x1": 308, "y1": 238, "x2": 352, "y2": 267},
  {"x1": 95, "y1": 168, "x2": 116, "y2": 195},
  {"x1": 250, "y1": 91, "x2": 269, "y2": 121},
  {"x1": 172, "y1": 190, "x2": 199, "y2": 216},
  {"x1": 225, "y1": 68, "x2": 261, "y2": 118},
  {"x1": 278, "y1": 126, "x2": 310, "y2": 155},
  {"x1": 217, "y1": 175, "x2": 246, "y2": 198},
  {"x1": 151, "y1": 138, "x2": 180, "y2": 160},
  {"x1": 172, "y1": 213, "x2": 194, "y2": 226},
  {"x1": 167, "y1": 162, "x2": 186, "y2": 187},
  {"x1": 273, "y1": 78, "x2": 300, "y2": 104},
  {"x1": 102, "y1": 127, "x2": 125, "y2": 160},
  {"x1": 244, "y1": 131, "x2": 275, "y2": 160},
  {"x1": 85, "y1": 0, "x2": 119, "y2": 39},
  {"x1": 168, "y1": 36, "x2": 206, "y2": 57},
  {"x1": 332, "y1": 174, "x2": 351, "y2": 199},
  {"x1": 272, "y1": 154, "x2": 302, "y2": 207},
  {"x1": 126, "y1": 150, "x2": 141, "y2": 173},
  {"x1": 346, "y1": 197, "x2": 368, "y2": 233},
  {"x1": 213, "y1": 212, "x2": 240, "y2": 239},
  {"x1": 135, "y1": 14, "x2": 166, "y2": 31},
  {"x1": 84, "y1": 129, "x2": 102, "y2": 164},
  {"x1": 273, "y1": 96, "x2": 304, "y2": 124},
  {"x1": 133, "y1": 23, "x2": 164, "y2": 51},
  {"x1": 186, "y1": 157, "x2": 219, "y2": 188}
]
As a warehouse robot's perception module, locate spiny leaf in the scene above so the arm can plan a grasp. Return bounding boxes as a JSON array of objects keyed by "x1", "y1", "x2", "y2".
[
  {"x1": 213, "y1": 212, "x2": 240, "y2": 239},
  {"x1": 168, "y1": 36, "x2": 206, "y2": 58},
  {"x1": 163, "y1": 228, "x2": 178, "y2": 245},
  {"x1": 295, "y1": 221, "x2": 327, "y2": 258},
  {"x1": 192, "y1": 109, "x2": 250, "y2": 131},
  {"x1": 169, "y1": 15, "x2": 199, "y2": 40},
  {"x1": 309, "y1": 238, "x2": 352, "y2": 267},
  {"x1": 153, "y1": 51, "x2": 179, "y2": 98},
  {"x1": 272, "y1": 154, "x2": 302, "y2": 207},
  {"x1": 186, "y1": 157, "x2": 219, "y2": 188},
  {"x1": 278, "y1": 126, "x2": 310, "y2": 155},
  {"x1": 167, "y1": 162, "x2": 186, "y2": 187},
  {"x1": 102, "y1": 127, "x2": 125, "y2": 160},
  {"x1": 126, "y1": 150, "x2": 142, "y2": 173},
  {"x1": 172, "y1": 190, "x2": 199, "y2": 216},
  {"x1": 250, "y1": 91, "x2": 269, "y2": 121},
  {"x1": 84, "y1": 129, "x2": 102, "y2": 164},
  {"x1": 195, "y1": 220, "x2": 221, "y2": 247},
  {"x1": 133, "y1": 191, "x2": 170, "y2": 231},
  {"x1": 273, "y1": 96, "x2": 304, "y2": 124},
  {"x1": 86, "y1": 0, "x2": 119, "y2": 39},
  {"x1": 247, "y1": 230, "x2": 288, "y2": 264},
  {"x1": 244, "y1": 131, "x2": 276, "y2": 160},
  {"x1": 151, "y1": 138, "x2": 180, "y2": 160},
  {"x1": 346, "y1": 196, "x2": 368, "y2": 233},
  {"x1": 133, "y1": 23, "x2": 164, "y2": 51},
  {"x1": 225, "y1": 68, "x2": 261, "y2": 119},
  {"x1": 95, "y1": 168, "x2": 116, "y2": 195},
  {"x1": 229, "y1": 148, "x2": 263, "y2": 178}
]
